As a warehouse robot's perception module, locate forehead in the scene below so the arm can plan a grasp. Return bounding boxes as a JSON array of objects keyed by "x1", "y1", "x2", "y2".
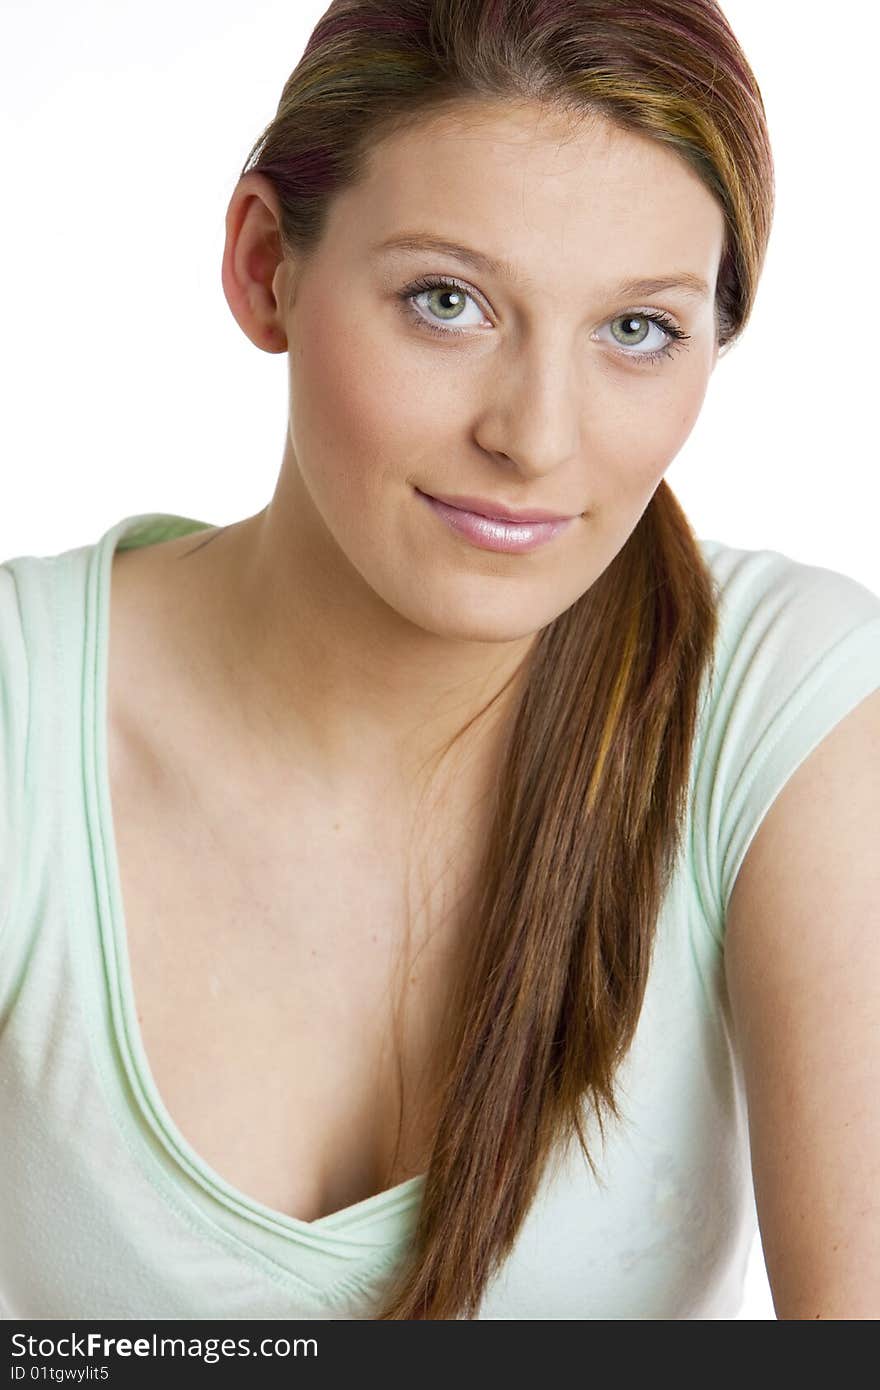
[{"x1": 325, "y1": 102, "x2": 726, "y2": 294}]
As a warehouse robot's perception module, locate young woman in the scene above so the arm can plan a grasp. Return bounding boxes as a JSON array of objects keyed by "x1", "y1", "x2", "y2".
[{"x1": 1, "y1": 0, "x2": 878, "y2": 1320}]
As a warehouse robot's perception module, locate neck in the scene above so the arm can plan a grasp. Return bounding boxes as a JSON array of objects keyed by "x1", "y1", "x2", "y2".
[{"x1": 166, "y1": 468, "x2": 536, "y2": 809}]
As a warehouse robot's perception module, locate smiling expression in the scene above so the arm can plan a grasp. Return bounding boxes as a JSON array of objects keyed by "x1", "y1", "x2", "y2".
[{"x1": 254, "y1": 99, "x2": 726, "y2": 643}]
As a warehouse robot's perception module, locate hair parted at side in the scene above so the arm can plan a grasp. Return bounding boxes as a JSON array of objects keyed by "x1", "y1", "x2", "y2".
[{"x1": 237, "y1": 0, "x2": 775, "y2": 1320}]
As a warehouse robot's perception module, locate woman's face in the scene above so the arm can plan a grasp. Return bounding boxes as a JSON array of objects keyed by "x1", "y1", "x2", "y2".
[{"x1": 244, "y1": 101, "x2": 726, "y2": 644}]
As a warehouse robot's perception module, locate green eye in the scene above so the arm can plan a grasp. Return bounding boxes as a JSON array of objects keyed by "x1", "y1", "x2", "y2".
[{"x1": 397, "y1": 274, "x2": 692, "y2": 367}]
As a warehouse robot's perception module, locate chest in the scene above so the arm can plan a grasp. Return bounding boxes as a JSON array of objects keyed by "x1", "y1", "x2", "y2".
[{"x1": 105, "y1": 700, "x2": 480, "y2": 1226}]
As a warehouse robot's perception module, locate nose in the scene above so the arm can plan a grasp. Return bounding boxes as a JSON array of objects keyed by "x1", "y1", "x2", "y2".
[{"x1": 473, "y1": 343, "x2": 582, "y2": 481}]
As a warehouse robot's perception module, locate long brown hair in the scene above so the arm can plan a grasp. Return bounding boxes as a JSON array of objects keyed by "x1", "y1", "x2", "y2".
[{"x1": 237, "y1": 0, "x2": 775, "y2": 1318}]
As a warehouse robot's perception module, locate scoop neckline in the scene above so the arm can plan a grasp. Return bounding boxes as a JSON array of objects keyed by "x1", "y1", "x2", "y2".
[{"x1": 87, "y1": 511, "x2": 426, "y2": 1247}]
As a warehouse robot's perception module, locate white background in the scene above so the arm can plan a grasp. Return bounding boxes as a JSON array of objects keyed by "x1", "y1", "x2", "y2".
[{"x1": 3, "y1": 1, "x2": 878, "y2": 1319}]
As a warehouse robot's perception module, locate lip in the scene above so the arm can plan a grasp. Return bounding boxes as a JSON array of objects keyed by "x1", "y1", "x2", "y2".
[
  {"x1": 415, "y1": 487, "x2": 575, "y2": 554},
  {"x1": 415, "y1": 489, "x2": 576, "y2": 523}
]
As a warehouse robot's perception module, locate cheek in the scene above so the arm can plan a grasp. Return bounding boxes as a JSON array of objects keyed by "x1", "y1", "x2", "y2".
[
  {"x1": 596, "y1": 366, "x2": 712, "y2": 499},
  {"x1": 288, "y1": 294, "x2": 432, "y2": 499},
  {"x1": 668, "y1": 361, "x2": 714, "y2": 448}
]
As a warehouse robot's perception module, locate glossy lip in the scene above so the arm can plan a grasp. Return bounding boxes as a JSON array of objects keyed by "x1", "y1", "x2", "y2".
[
  {"x1": 415, "y1": 488, "x2": 576, "y2": 524},
  {"x1": 415, "y1": 488, "x2": 574, "y2": 554}
]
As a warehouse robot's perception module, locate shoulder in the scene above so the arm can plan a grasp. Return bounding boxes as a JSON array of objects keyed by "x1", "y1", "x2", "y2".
[
  {"x1": 697, "y1": 535, "x2": 880, "y2": 659},
  {"x1": 688, "y1": 539, "x2": 880, "y2": 942},
  {"x1": 686, "y1": 541, "x2": 880, "y2": 1314}
]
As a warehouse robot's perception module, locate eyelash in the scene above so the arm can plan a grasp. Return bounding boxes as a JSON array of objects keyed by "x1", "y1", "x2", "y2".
[{"x1": 396, "y1": 273, "x2": 692, "y2": 367}]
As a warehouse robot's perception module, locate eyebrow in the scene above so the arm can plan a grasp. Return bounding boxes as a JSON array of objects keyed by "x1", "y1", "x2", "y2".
[{"x1": 373, "y1": 231, "x2": 711, "y2": 301}]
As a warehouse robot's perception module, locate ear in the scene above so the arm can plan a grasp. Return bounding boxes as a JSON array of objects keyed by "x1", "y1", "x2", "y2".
[{"x1": 220, "y1": 171, "x2": 293, "y2": 355}]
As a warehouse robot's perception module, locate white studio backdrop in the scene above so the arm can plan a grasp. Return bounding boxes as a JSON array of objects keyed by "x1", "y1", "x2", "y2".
[{"x1": 3, "y1": 0, "x2": 878, "y2": 1320}]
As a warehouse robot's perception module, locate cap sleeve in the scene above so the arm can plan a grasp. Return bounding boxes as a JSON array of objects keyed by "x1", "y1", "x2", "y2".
[{"x1": 690, "y1": 547, "x2": 880, "y2": 950}]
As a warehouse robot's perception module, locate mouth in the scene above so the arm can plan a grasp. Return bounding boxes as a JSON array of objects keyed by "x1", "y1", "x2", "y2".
[{"x1": 413, "y1": 487, "x2": 576, "y2": 555}]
